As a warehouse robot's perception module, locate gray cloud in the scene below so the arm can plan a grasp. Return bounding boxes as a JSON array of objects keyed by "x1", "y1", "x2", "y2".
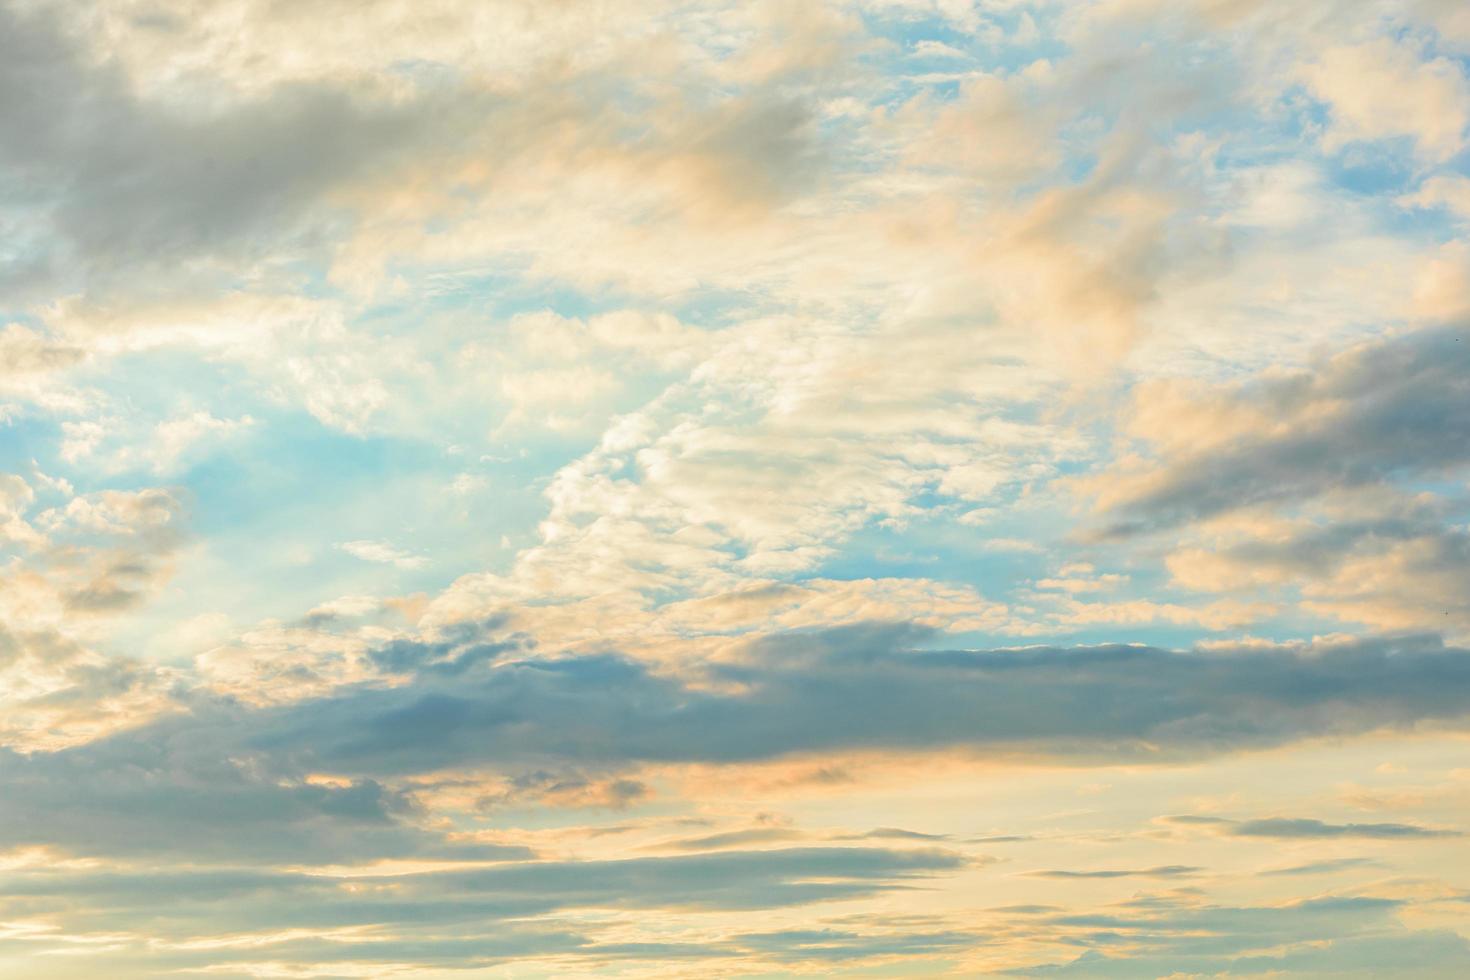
[
  {"x1": 5, "y1": 625, "x2": 1470, "y2": 863},
  {"x1": 1169, "y1": 505, "x2": 1470, "y2": 632},
  {"x1": 1025, "y1": 893, "x2": 1470, "y2": 977},
  {"x1": 1230, "y1": 818, "x2": 1460, "y2": 839},
  {"x1": 1260, "y1": 857, "x2": 1382, "y2": 876},
  {"x1": 1101, "y1": 325, "x2": 1470, "y2": 535},
  {"x1": 658, "y1": 827, "x2": 808, "y2": 851},
  {"x1": 0, "y1": 5, "x2": 449, "y2": 298},
  {"x1": 731, "y1": 927, "x2": 981, "y2": 963},
  {"x1": 0, "y1": 846, "x2": 963, "y2": 977},
  {"x1": 851, "y1": 827, "x2": 952, "y2": 841},
  {"x1": 0, "y1": 4, "x2": 829, "y2": 310},
  {"x1": 1165, "y1": 814, "x2": 1461, "y2": 839},
  {"x1": 1026, "y1": 865, "x2": 1203, "y2": 879},
  {"x1": 0, "y1": 692, "x2": 526, "y2": 863},
  {"x1": 255, "y1": 626, "x2": 1470, "y2": 776}
]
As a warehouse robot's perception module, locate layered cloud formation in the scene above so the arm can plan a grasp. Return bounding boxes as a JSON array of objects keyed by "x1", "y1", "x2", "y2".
[{"x1": 3, "y1": 0, "x2": 1470, "y2": 976}]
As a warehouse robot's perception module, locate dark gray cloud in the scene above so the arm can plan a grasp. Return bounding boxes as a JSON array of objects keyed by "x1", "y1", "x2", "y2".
[
  {"x1": 365, "y1": 620, "x2": 529, "y2": 677},
  {"x1": 6, "y1": 625, "x2": 1470, "y2": 863},
  {"x1": 0, "y1": 686, "x2": 526, "y2": 863},
  {"x1": 1101, "y1": 324, "x2": 1470, "y2": 535},
  {"x1": 252, "y1": 626, "x2": 1470, "y2": 776}
]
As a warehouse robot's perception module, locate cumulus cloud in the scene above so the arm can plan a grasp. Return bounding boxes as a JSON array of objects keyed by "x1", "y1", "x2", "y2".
[{"x1": 1301, "y1": 37, "x2": 1470, "y2": 162}]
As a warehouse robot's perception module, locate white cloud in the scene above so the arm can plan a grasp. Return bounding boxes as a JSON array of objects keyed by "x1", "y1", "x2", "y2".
[
  {"x1": 339, "y1": 539, "x2": 428, "y2": 570},
  {"x1": 910, "y1": 39, "x2": 969, "y2": 59},
  {"x1": 1301, "y1": 37, "x2": 1470, "y2": 162},
  {"x1": 1399, "y1": 174, "x2": 1470, "y2": 222}
]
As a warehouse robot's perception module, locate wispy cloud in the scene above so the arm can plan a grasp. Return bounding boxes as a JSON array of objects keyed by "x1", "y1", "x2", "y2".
[{"x1": 339, "y1": 540, "x2": 428, "y2": 569}]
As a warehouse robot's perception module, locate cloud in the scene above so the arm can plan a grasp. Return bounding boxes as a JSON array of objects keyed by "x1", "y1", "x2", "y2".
[
  {"x1": 910, "y1": 39, "x2": 969, "y2": 60},
  {"x1": 1165, "y1": 504, "x2": 1470, "y2": 636},
  {"x1": 8, "y1": 3, "x2": 1470, "y2": 977},
  {"x1": 239, "y1": 628, "x2": 1470, "y2": 780},
  {"x1": 1301, "y1": 37, "x2": 1470, "y2": 162},
  {"x1": 0, "y1": 626, "x2": 178, "y2": 752},
  {"x1": 1024, "y1": 892, "x2": 1470, "y2": 977},
  {"x1": 339, "y1": 540, "x2": 427, "y2": 570},
  {"x1": 731, "y1": 926, "x2": 980, "y2": 963},
  {"x1": 1092, "y1": 324, "x2": 1470, "y2": 535},
  {"x1": 6, "y1": 626, "x2": 1470, "y2": 864},
  {"x1": 0, "y1": 732, "x2": 529, "y2": 864},
  {"x1": 850, "y1": 827, "x2": 951, "y2": 841},
  {"x1": 657, "y1": 827, "x2": 808, "y2": 851},
  {"x1": 1165, "y1": 814, "x2": 1461, "y2": 839},
  {"x1": 1260, "y1": 857, "x2": 1381, "y2": 876},
  {"x1": 0, "y1": 487, "x2": 188, "y2": 636},
  {"x1": 475, "y1": 770, "x2": 653, "y2": 812},
  {"x1": 1230, "y1": 818, "x2": 1460, "y2": 839},
  {"x1": 1400, "y1": 175, "x2": 1470, "y2": 223},
  {"x1": 60, "y1": 412, "x2": 256, "y2": 475},
  {"x1": 195, "y1": 628, "x2": 1470, "y2": 785},
  {"x1": 0, "y1": 323, "x2": 85, "y2": 383},
  {"x1": 0, "y1": 3, "x2": 453, "y2": 297},
  {"x1": 1025, "y1": 865, "x2": 1203, "y2": 879},
  {"x1": 0, "y1": 845, "x2": 965, "y2": 975}
]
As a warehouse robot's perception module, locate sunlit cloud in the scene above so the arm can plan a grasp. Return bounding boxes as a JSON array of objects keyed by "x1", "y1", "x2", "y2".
[{"x1": 2, "y1": 0, "x2": 1470, "y2": 976}]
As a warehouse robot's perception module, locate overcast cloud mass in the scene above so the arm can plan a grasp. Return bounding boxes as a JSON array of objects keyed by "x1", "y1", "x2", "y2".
[{"x1": 3, "y1": 0, "x2": 1470, "y2": 977}]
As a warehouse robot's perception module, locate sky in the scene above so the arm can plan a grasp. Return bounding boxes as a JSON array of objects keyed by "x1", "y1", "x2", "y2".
[{"x1": 2, "y1": 0, "x2": 1470, "y2": 976}]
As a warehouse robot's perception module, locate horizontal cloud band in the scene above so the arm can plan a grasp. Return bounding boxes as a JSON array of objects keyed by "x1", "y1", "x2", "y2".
[
  {"x1": 265, "y1": 626, "x2": 1470, "y2": 772},
  {"x1": 6, "y1": 626, "x2": 1470, "y2": 863}
]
